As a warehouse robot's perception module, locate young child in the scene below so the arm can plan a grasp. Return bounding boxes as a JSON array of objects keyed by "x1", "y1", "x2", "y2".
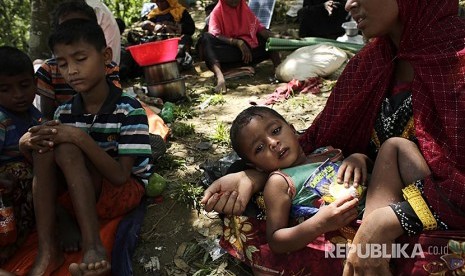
[
  {"x1": 230, "y1": 106, "x2": 431, "y2": 255},
  {"x1": 35, "y1": 0, "x2": 120, "y2": 121},
  {"x1": 0, "y1": 46, "x2": 42, "y2": 274},
  {"x1": 22, "y1": 19, "x2": 152, "y2": 276}
]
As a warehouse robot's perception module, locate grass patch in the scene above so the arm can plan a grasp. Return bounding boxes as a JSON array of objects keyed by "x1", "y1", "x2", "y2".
[
  {"x1": 210, "y1": 120, "x2": 230, "y2": 146},
  {"x1": 174, "y1": 104, "x2": 197, "y2": 120},
  {"x1": 171, "y1": 122, "x2": 196, "y2": 137},
  {"x1": 199, "y1": 93, "x2": 226, "y2": 107},
  {"x1": 167, "y1": 181, "x2": 204, "y2": 211},
  {"x1": 154, "y1": 154, "x2": 185, "y2": 171}
]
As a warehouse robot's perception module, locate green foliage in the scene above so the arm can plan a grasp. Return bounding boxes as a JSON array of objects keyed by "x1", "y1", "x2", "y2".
[
  {"x1": 103, "y1": 0, "x2": 145, "y2": 26},
  {"x1": 0, "y1": 0, "x2": 31, "y2": 51}
]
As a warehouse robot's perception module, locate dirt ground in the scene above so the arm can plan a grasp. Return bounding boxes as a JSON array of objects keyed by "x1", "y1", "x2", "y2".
[{"x1": 128, "y1": 3, "x2": 334, "y2": 275}]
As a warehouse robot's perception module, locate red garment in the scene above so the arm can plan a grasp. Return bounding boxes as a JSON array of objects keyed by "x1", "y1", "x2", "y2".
[
  {"x1": 299, "y1": 0, "x2": 465, "y2": 228},
  {"x1": 208, "y1": 0, "x2": 265, "y2": 49}
]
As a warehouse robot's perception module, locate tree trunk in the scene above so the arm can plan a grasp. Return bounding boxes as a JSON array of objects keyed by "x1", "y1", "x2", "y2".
[{"x1": 29, "y1": 0, "x2": 59, "y2": 60}]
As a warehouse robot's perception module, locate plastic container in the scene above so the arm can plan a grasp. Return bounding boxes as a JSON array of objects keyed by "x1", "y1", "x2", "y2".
[
  {"x1": 126, "y1": 37, "x2": 180, "y2": 66},
  {"x1": 342, "y1": 21, "x2": 359, "y2": 37},
  {"x1": 160, "y1": 102, "x2": 175, "y2": 123},
  {"x1": 0, "y1": 193, "x2": 17, "y2": 246}
]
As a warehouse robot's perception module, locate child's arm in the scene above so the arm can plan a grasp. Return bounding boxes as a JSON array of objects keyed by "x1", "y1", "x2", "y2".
[
  {"x1": 337, "y1": 153, "x2": 373, "y2": 187},
  {"x1": 265, "y1": 174, "x2": 359, "y2": 254},
  {"x1": 48, "y1": 123, "x2": 135, "y2": 186}
]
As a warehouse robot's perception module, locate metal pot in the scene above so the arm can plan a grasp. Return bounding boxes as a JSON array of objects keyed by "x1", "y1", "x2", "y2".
[
  {"x1": 143, "y1": 60, "x2": 180, "y2": 84},
  {"x1": 147, "y1": 77, "x2": 186, "y2": 102}
]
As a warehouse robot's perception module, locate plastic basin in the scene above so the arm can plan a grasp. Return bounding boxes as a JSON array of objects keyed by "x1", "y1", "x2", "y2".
[{"x1": 127, "y1": 37, "x2": 180, "y2": 67}]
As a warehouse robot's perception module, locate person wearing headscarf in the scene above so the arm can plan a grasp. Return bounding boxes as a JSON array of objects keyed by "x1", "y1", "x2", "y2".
[
  {"x1": 141, "y1": 0, "x2": 195, "y2": 69},
  {"x1": 201, "y1": 0, "x2": 281, "y2": 92},
  {"x1": 201, "y1": 0, "x2": 465, "y2": 274}
]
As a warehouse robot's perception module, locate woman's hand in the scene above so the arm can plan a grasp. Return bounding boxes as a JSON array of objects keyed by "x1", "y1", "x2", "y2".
[
  {"x1": 337, "y1": 153, "x2": 371, "y2": 187},
  {"x1": 324, "y1": 1, "x2": 341, "y2": 15},
  {"x1": 201, "y1": 169, "x2": 267, "y2": 215},
  {"x1": 236, "y1": 39, "x2": 252, "y2": 64},
  {"x1": 342, "y1": 207, "x2": 404, "y2": 276}
]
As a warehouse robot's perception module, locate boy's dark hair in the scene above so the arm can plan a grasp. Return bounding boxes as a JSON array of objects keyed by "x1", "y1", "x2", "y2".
[
  {"x1": 230, "y1": 106, "x2": 288, "y2": 160},
  {"x1": 48, "y1": 19, "x2": 107, "y2": 53},
  {"x1": 52, "y1": 0, "x2": 97, "y2": 28},
  {"x1": 0, "y1": 46, "x2": 34, "y2": 77}
]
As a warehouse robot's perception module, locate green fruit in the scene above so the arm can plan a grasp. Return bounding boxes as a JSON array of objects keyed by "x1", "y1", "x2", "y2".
[{"x1": 146, "y1": 173, "x2": 167, "y2": 197}]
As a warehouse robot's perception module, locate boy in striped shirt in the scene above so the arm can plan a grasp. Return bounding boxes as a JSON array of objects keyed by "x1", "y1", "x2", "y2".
[{"x1": 22, "y1": 19, "x2": 152, "y2": 276}]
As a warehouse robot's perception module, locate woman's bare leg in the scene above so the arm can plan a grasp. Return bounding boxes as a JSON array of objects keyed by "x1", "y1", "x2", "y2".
[{"x1": 365, "y1": 137, "x2": 430, "y2": 217}]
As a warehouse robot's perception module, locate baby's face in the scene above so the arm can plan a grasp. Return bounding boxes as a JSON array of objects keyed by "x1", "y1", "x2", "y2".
[
  {"x1": 237, "y1": 114, "x2": 306, "y2": 172},
  {"x1": 0, "y1": 72, "x2": 36, "y2": 115}
]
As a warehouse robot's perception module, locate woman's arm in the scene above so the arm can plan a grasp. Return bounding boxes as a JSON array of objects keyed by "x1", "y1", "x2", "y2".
[
  {"x1": 180, "y1": 10, "x2": 195, "y2": 36},
  {"x1": 201, "y1": 169, "x2": 268, "y2": 215},
  {"x1": 343, "y1": 206, "x2": 404, "y2": 276}
]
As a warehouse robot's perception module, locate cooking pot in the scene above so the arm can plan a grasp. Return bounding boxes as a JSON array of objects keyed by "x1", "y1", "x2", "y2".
[
  {"x1": 147, "y1": 77, "x2": 186, "y2": 102},
  {"x1": 144, "y1": 60, "x2": 180, "y2": 84}
]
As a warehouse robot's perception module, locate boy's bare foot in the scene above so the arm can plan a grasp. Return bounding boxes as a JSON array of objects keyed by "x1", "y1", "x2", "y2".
[
  {"x1": 68, "y1": 261, "x2": 110, "y2": 276},
  {"x1": 28, "y1": 245, "x2": 64, "y2": 276},
  {"x1": 68, "y1": 246, "x2": 110, "y2": 276},
  {"x1": 0, "y1": 268, "x2": 15, "y2": 276},
  {"x1": 57, "y1": 207, "x2": 81, "y2": 252}
]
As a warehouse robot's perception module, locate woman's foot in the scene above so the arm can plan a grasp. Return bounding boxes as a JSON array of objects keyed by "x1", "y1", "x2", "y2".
[
  {"x1": 214, "y1": 76, "x2": 226, "y2": 92},
  {"x1": 28, "y1": 245, "x2": 64, "y2": 276},
  {"x1": 68, "y1": 245, "x2": 110, "y2": 276}
]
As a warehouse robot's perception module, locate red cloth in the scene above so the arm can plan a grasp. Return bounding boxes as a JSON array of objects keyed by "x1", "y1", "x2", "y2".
[
  {"x1": 208, "y1": 0, "x2": 265, "y2": 49},
  {"x1": 2, "y1": 218, "x2": 122, "y2": 275},
  {"x1": 298, "y1": 0, "x2": 465, "y2": 228},
  {"x1": 252, "y1": 77, "x2": 322, "y2": 106}
]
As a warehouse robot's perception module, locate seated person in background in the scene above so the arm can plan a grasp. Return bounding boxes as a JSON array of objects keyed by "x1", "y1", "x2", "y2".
[
  {"x1": 35, "y1": 0, "x2": 120, "y2": 121},
  {"x1": 85, "y1": 0, "x2": 122, "y2": 65},
  {"x1": 298, "y1": 0, "x2": 349, "y2": 39},
  {"x1": 141, "y1": 0, "x2": 195, "y2": 70},
  {"x1": 0, "y1": 46, "x2": 42, "y2": 276},
  {"x1": 201, "y1": 0, "x2": 281, "y2": 92},
  {"x1": 21, "y1": 19, "x2": 152, "y2": 275}
]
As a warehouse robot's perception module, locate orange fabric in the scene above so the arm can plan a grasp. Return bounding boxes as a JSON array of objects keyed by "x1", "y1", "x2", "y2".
[
  {"x1": 141, "y1": 102, "x2": 170, "y2": 141},
  {"x1": 2, "y1": 217, "x2": 122, "y2": 275},
  {"x1": 58, "y1": 177, "x2": 145, "y2": 220}
]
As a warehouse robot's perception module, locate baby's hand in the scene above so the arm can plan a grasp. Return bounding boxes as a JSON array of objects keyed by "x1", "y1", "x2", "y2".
[
  {"x1": 336, "y1": 153, "x2": 369, "y2": 188},
  {"x1": 314, "y1": 194, "x2": 359, "y2": 232}
]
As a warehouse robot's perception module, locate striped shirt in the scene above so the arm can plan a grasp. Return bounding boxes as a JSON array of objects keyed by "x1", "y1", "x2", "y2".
[
  {"x1": 0, "y1": 106, "x2": 42, "y2": 165},
  {"x1": 54, "y1": 82, "x2": 153, "y2": 180},
  {"x1": 35, "y1": 58, "x2": 121, "y2": 106}
]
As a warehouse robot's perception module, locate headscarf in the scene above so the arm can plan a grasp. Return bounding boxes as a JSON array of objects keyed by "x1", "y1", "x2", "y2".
[
  {"x1": 208, "y1": 0, "x2": 264, "y2": 48},
  {"x1": 299, "y1": 0, "x2": 465, "y2": 229},
  {"x1": 147, "y1": 0, "x2": 185, "y2": 22}
]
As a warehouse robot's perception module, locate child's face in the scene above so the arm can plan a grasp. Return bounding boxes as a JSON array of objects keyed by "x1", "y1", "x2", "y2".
[
  {"x1": 237, "y1": 113, "x2": 306, "y2": 172},
  {"x1": 0, "y1": 72, "x2": 36, "y2": 114},
  {"x1": 53, "y1": 40, "x2": 112, "y2": 94}
]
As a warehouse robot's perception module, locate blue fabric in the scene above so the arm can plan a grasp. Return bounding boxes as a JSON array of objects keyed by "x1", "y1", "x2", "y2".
[{"x1": 111, "y1": 198, "x2": 148, "y2": 276}]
